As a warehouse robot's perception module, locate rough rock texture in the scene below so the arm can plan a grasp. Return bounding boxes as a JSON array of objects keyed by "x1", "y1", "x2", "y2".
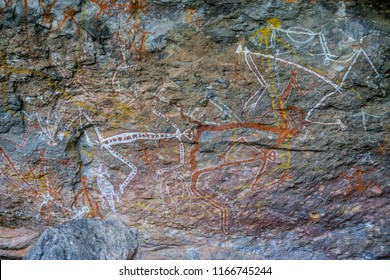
[
  {"x1": 23, "y1": 219, "x2": 138, "y2": 260},
  {"x1": 0, "y1": 0, "x2": 389, "y2": 259},
  {"x1": 0, "y1": 226, "x2": 39, "y2": 259}
]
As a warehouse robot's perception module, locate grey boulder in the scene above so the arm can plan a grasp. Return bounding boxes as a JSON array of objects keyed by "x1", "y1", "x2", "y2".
[{"x1": 24, "y1": 219, "x2": 138, "y2": 260}]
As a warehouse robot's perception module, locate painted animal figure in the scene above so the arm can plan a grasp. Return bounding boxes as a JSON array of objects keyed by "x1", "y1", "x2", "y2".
[
  {"x1": 63, "y1": 101, "x2": 193, "y2": 194},
  {"x1": 240, "y1": 46, "x2": 355, "y2": 129},
  {"x1": 242, "y1": 19, "x2": 380, "y2": 130},
  {"x1": 185, "y1": 114, "x2": 296, "y2": 234}
]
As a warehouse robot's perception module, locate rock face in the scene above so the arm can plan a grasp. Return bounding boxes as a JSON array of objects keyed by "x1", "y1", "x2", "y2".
[
  {"x1": 0, "y1": 0, "x2": 389, "y2": 259},
  {"x1": 23, "y1": 219, "x2": 138, "y2": 260},
  {"x1": 0, "y1": 226, "x2": 39, "y2": 259}
]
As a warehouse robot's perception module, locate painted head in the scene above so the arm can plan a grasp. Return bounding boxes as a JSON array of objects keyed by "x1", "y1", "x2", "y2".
[{"x1": 267, "y1": 18, "x2": 281, "y2": 29}]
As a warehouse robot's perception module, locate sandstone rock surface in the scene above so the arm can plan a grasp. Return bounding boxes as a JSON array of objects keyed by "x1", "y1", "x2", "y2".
[{"x1": 0, "y1": 226, "x2": 39, "y2": 259}]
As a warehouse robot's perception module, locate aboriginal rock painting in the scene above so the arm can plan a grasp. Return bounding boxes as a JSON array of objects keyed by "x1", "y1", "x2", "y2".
[
  {"x1": 184, "y1": 18, "x2": 384, "y2": 233},
  {"x1": 0, "y1": 1, "x2": 387, "y2": 238}
]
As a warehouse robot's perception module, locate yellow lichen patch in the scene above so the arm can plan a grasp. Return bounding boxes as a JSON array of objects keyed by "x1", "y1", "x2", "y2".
[
  {"x1": 309, "y1": 212, "x2": 321, "y2": 222},
  {"x1": 185, "y1": 8, "x2": 197, "y2": 25},
  {"x1": 343, "y1": 204, "x2": 362, "y2": 215}
]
